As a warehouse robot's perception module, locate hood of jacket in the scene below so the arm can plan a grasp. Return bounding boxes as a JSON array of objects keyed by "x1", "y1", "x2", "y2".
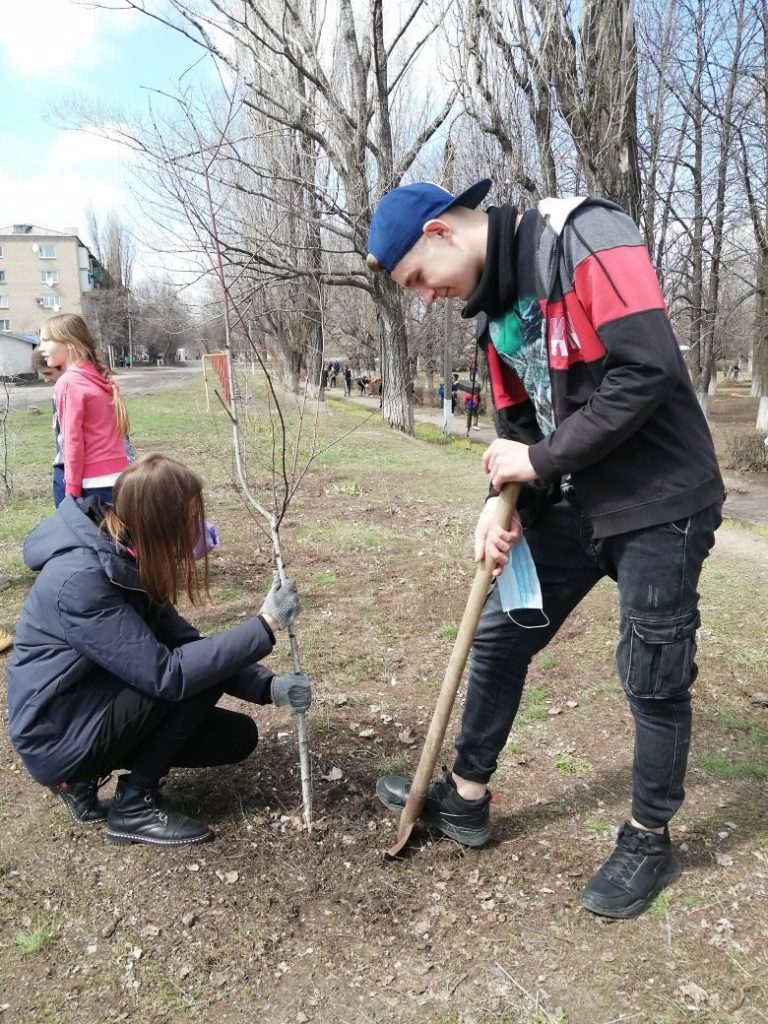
[
  {"x1": 23, "y1": 496, "x2": 142, "y2": 591},
  {"x1": 64, "y1": 360, "x2": 116, "y2": 398}
]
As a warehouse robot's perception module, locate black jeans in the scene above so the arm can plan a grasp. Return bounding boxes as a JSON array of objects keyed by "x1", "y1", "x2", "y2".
[
  {"x1": 70, "y1": 684, "x2": 259, "y2": 790},
  {"x1": 454, "y1": 498, "x2": 722, "y2": 828}
]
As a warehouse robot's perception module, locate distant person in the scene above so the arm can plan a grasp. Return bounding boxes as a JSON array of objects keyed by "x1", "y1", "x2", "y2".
[
  {"x1": 38, "y1": 314, "x2": 131, "y2": 507},
  {"x1": 464, "y1": 390, "x2": 480, "y2": 428},
  {"x1": 7, "y1": 453, "x2": 311, "y2": 847},
  {"x1": 321, "y1": 365, "x2": 329, "y2": 390},
  {"x1": 357, "y1": 375, "x2": 370, "y2": 396},
  {"x1": 729, "y1": 363, "x2": 740, "y2": 381},
  {"x1": 344, "y1": 366, "x2": 353, "y2": 396},
  {"x1": 329, "y1": 362, "x2": 338, "y2": 388}
]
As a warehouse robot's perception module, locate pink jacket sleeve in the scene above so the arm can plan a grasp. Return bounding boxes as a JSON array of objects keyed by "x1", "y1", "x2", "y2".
[{"x1": 56, "y1": 376, "x2": 86, "y2": 497}]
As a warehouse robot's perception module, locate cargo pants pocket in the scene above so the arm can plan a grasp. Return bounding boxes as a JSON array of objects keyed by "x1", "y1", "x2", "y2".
[{"x1": 618, "y1": 609, "x2": 700, "y2": 700}]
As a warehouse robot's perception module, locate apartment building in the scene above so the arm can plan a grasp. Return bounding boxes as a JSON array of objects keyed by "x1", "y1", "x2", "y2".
[{"x1": 0, "y1": 224, "x2": 104, "y2": 336}]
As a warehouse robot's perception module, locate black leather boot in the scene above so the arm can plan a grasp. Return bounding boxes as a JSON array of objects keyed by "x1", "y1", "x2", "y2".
[
  {"x1": 106, "y1": 778, "x2": 213, "y2": 847},
  {"x1": 49, "y1": 779, "x2": 110, "y2": 825}
]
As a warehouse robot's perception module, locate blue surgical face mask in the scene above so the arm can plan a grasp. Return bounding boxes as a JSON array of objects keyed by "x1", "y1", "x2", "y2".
[{"x1": 496, "y1": 537, "x2": 549, "y2": 629}]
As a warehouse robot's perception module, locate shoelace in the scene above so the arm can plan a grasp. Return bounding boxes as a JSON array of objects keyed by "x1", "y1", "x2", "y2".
[{"x1": 601, "y1": 828, "x2": 658, "y2": 886}]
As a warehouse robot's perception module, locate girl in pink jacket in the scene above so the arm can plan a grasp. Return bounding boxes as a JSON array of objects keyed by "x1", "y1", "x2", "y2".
[{"x1": 38, "y1": 314, "x2": 130, "y2": 506}]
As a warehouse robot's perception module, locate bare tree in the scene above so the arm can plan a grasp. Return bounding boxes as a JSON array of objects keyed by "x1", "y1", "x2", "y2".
[
  {"x1": 80, "y1": 0, "x2": 458, "y2": 434},
  {"x1": 461, "y1": 0, "x2": 641, "y2": 216},
  {"x1": 737, "y1": 0, "x2": 768, "y2": 430}
]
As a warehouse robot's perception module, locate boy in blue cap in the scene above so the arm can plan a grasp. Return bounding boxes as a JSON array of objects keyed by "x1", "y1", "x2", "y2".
[{"x1": 368, "y1": 179, "x2": 724, "y2": 919}]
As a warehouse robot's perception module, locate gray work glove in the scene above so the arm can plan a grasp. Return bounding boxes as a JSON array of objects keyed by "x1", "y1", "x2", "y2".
[
  {"x1": 260, "y1": 576, "x2": 300, "y2": 630},
  {"x1": 271, "y1": 672, "x2": 313, "y2": 713}
]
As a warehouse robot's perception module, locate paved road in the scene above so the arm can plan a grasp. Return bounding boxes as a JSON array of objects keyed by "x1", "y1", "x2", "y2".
[{"x1": 7, "y1": 366, "x2": 201, "y2": 411}]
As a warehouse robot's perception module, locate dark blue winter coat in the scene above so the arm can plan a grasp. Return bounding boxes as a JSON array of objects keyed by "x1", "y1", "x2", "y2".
[{"x1": 7, "y1": 497, "x2": 276, "y2": 785}]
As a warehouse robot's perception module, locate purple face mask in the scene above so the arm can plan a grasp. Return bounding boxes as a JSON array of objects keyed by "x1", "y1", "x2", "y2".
[{"x1": 192, "y1": 519, "x2": 220, "y2": 561}]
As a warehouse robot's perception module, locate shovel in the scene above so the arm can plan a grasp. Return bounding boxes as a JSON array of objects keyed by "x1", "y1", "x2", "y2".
[{"x1": 386, "y1": 483, "x2": 520, "y2": 859}]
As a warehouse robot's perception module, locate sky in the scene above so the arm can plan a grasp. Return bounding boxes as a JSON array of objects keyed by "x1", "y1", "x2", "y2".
[{"x1": 1, "y1": 0, "x2": 208, "y2": 268}]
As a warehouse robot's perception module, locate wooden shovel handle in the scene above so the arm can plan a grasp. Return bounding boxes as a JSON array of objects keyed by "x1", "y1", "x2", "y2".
[{"x1": 387, "y1": 483, "x2": 520, "y2": 857}]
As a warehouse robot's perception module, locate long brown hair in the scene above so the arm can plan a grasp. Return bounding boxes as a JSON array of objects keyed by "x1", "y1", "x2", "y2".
[
  {"x1": 42, "y1": 313, "x2": 130, "y2": 436},
  {"x1": 103, "y1": 453, "x2": 208, "y2": 606}
]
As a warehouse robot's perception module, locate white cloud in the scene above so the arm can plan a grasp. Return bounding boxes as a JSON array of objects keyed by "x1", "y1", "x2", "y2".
[
  {"x1": 48, "y1": 130, "x2": 129, "y2": 169},
  {"x1": 0, "y1": 129, "x2": 134, "y2": 241},
  {"x1": 1, "y1": 0, "x2": 140, "y2": 80}
]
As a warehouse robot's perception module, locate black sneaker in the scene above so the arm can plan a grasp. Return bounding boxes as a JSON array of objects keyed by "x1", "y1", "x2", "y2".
[
  {"x1": 49, "y1": 778, "x2": 111, "y2": 825},
  {"x1": 580, "y1": 821, "x2": 682, "y2": 919},
  {"x1": 376, "y1": 767, "x2": 492, "y2": 847}
]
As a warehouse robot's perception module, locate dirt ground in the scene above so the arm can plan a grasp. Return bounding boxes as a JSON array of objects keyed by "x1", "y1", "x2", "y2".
[{"x1": 1, "y1": 381, "x2": 767, "y2": 1024}]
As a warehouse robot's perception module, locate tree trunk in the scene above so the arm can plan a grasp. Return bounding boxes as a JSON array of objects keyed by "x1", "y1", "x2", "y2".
[
  {"x1": 577, "y1": 0, "x2": 642, "y2": 219},
  {"x1": 376, "y1": 277, "x2": 413, "y2": 434},
  {"x1": 754, "y1": 250, "x2": 768, "y2": 407}
]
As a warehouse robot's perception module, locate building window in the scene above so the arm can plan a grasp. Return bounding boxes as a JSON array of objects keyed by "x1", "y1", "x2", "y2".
[
  {"x1": 0, "y1": 320, "x2": 10, "y2": 332},
  {"x1": 0, "y1": 244, "x2": 4, "y2": 258},
  {"x1": 40, "y1": 270, "x2": 60, "y2": 285},
  {"x1": 0, "y1": 297, "x2": 8, "y2": 309},
  {"x1": 40, "y1": 295, "x2": 60, "y2": 310},
  {"x1": 0, "y1": 271, "x2": 5, "y2": 284},
  {"x1": 38, "y1": 244, "x2": 57, "y2": 259}
]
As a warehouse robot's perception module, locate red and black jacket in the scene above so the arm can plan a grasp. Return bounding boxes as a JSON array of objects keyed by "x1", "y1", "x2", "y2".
[{"x1": 482, "y1": 198, "x2": 723, "y2": 538}]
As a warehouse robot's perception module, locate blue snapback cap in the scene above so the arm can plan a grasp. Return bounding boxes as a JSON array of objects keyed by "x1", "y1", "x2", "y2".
[{"x1": 367, "y1": 178, "x2": 492, "y2": 273}]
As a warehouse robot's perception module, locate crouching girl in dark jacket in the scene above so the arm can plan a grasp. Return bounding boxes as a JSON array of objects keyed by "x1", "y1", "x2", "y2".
[{"x1": 7, "y1": 453, "x2": 311, "y2": 848}]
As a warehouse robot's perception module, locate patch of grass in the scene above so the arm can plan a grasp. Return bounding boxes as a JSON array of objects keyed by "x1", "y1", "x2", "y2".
[
  {"x1": 15, "y1": 919, "x2": 59, "y2": 955},
  {"x1": 505, "y1": 740, "x2": 524, "y2": 755},
  {"x1": 585, "y1": 814, "x2": 609, "y2": 836},
  {"x1": 682, "y1": 892, "x2": 706, "y2": 910},
  {"x1": 530, "y1": 1011, "x2": 569, "y2": 1024},
  {"x1": 553, "y1": 753, "x2": 589, "y2": 777},
  {"x1": 700, "y1": 755, "x2": 768, "y2": 781},
  {"x1": 595, "y1": 678, "x2": 619, "y2": 695},
  {"x1": 719, "y1": 517, "x2": 768, "y2": 540},
  {"x1": 312, "y1": 570, "x2": 339, "y2": 585},
  {"x1": 329, "y1": 481, "x2": 362, "y2": 496},
  {"x1": 414, "y1": 423, "x2": 468, "y2": 449},
  {"x1": 648, "y1": 890, "x2": 671, "y2": 920},
  {"x1": 380, "y1": 754, "x2": 408, "y2": 775},
  {"x1": 310, "y1": 713, "x2": 334, "y2": 734},
  {"x1": 215, "y1": 586, "x2": 241, "y2": 600},
  {"x1": 517, "y1": 687, "x2": 548, "y2": 725},
  {"x1": 539, "y1": 653, "x2": 558, "y2": 669},
  {"x1": 719, "y1": 711, "x2": 768, "y2": 745},
  {"x1": 358, "y1": 529, "x2": 383, "y2": 550},
  {"x1": 438, "y1": 621, "x2": 459, "y2": 639},
  {"x1": 734, "y1": 646, "x2": 768, "y2": 669}
]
